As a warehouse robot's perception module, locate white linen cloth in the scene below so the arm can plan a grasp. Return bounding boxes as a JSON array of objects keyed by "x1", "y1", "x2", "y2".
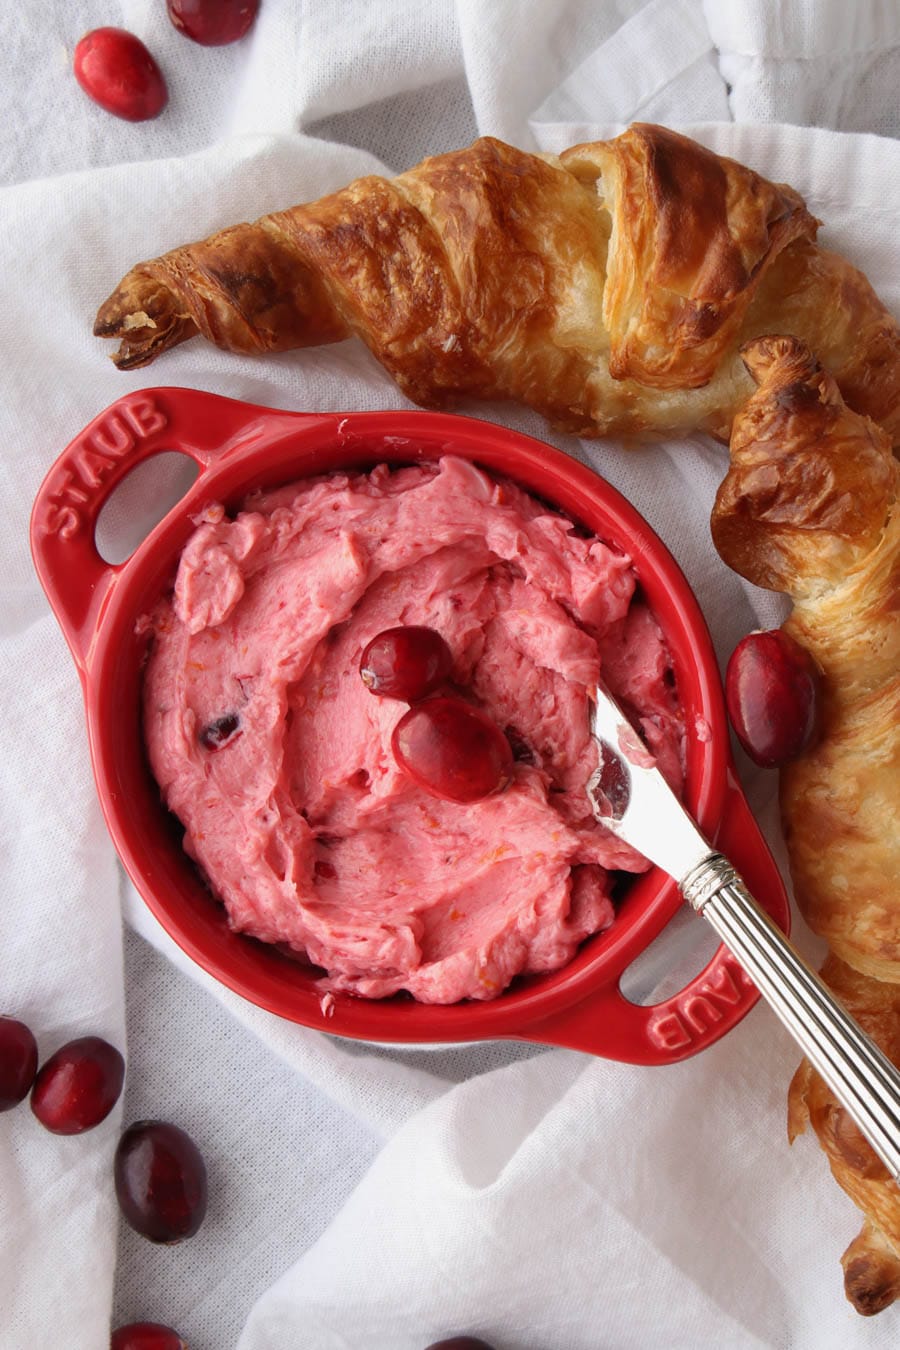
[{"x1": 2, "y1": 2, "x2": 900, "y2": 1347}]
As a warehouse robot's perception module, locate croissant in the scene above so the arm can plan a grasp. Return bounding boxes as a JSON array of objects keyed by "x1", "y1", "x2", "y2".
[
  {"x1": 788, "y1": 956, "x2": 900, "y2": 1317},
  {"x1": 711, "y1": 334, "x2": 900, "y2": 1314},
  {"x1": 94, "y1": 125, "x2": 900, "y2": 444}
]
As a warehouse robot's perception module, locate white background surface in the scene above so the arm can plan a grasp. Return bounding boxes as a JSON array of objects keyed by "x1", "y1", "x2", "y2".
[{"x1": 2, "y1": 3, "x2": 900, "y2": 1348}]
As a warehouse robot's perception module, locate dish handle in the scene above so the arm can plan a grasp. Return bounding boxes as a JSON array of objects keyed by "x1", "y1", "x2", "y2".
[
  {"x1": 29, "y1": 387, "x2": 324, "y2": 670},
  {"x1": 523, "y1": 774, "x2": 792, "y2": 1064}
]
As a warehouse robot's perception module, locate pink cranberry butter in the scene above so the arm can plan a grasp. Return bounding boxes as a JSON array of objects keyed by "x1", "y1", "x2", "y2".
[{"x1": 141, "y1": 456, "x2": 684, "y2": 1004}]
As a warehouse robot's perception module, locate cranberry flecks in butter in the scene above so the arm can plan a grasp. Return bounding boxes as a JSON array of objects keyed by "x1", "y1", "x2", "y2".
[{"x1": 142, "y1": 457, "x2": 683, "y2": 1003}]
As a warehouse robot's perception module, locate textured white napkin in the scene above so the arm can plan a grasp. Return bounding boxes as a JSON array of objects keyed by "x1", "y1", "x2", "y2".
[
  {"x1": 705, "y1": 0, "x2": 900, "y2": 136},
  {"x1": 2, "y1": 3, "x2": 900, "y2": 1349}
]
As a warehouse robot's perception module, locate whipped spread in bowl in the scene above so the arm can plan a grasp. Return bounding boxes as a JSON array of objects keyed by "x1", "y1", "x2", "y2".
[{"x1": 141, "y1": 455, "x2": 684, "y2": 1004}]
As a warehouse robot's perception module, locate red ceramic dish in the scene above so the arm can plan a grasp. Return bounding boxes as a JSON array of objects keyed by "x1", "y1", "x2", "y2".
[{"x1": 30, "y1": 388, "x2": 790, "y2": 1064}]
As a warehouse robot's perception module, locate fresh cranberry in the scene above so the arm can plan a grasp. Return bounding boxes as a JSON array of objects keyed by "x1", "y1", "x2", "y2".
[
  {"x1": 0, "y1": 1016, "x2": 39, "y2": 1111},
  {"x1": 111, "y1": 1324, "x2": 187, "y2": 1350},
  {"x1": 73, "y1": 29, "x2": 168, "y2": 122},
  {"x1": 392, "y1": 697, "x2": 513, "y2": 803},
  {"x1": 30, "y1": 1036, "x2": 124, "y2": 1134},
  {"x1": 424, "y1": 1339, "x2": 497, "y2": 1350},
  {"x1": 166, "y1": 0, "x2": 260, "y2": 45},
  {"x1": 115, "y1": 1120, "x2": 208, "y2": 1243},
  {"x1": 725, "y1": 629, "x2": 824, "y2": 768},
  {"x1": 360, "y1": 626, "x2": 454, "y2": 702}
]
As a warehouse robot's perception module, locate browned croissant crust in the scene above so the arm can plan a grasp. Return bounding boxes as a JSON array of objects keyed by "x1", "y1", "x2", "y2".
[
  {"x1": 712, "y1": 335, "x2": 900, "y2": 980},
  {"x1": 712, "y1": 334, "x2": 900, "y2": 1314},
  {"x1": 788, "y1": 957, "x2": 900, "y2": 1316},
  {"x1": 94, "y1": 125, "x2": 900, "y2": 444}
]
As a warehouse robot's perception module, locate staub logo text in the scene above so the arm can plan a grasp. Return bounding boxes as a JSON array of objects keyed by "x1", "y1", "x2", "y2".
[{"x1": 42, "y1": 396, "x2": 168, "y2": 539}]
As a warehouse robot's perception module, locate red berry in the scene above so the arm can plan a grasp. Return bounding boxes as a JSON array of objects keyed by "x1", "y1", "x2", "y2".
[
  {"x1": 73, "y1": 28, "x2": 168, "y2": 122},
  {"x1": 360, "y1": 626, "x2": 454, "y2": 702},
  {"x1": 166, "y1": 0, "x2": 260, "y2": 46},
  {"x1": 0, "y1": 1016, "x2": 38, "y2": 1111},
  {"x1": 111, "y1": 1324, "x2": 187, "y2": 1350},
  {"x1": 424, "y1": 1340, "x2": 496, "y2": 1350},
  {"x1": 725, "y1": 629, "x2": 824, "y2": 768},
  {"x1": 115, "y1": 1120, "x2": 208, "y2": 1243},
  {"x1": 30, "y1": 1036, "x2": 124, "y2": 1134},
  {"x1": 392, "y1": 697, "x2": 513, "y2": 803}
]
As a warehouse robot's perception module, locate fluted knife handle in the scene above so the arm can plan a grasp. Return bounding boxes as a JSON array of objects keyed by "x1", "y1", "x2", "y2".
[{"x1": 682, "y1": 853, "x2": 900, "y2": 1182}]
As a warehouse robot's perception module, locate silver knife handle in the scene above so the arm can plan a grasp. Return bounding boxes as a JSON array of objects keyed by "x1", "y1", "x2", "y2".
[{"x1": 682, "y1": 853, "x2": 900, "y2": 1182}]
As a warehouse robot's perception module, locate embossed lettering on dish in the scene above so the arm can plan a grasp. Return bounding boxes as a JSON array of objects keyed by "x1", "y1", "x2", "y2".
[
  {"x1": 41, "y1": 396, "x2": 168, "y2": 537},
  {"x1": 647, "y1": 954, "x2": 755, "y2": 1050}
]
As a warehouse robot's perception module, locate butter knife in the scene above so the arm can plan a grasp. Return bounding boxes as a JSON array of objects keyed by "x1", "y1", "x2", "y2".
[{"x1": 588, "y1": 684, "x2": 900, "y2": 1181}]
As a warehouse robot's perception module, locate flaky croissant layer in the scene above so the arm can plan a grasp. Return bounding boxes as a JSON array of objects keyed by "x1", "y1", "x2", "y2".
[
  {"x1": 713, "y1": 335, "x2": 900, "y2": 982},
  {"x1": 94, "y1": 126, "x2": 900, "y2": 444}
]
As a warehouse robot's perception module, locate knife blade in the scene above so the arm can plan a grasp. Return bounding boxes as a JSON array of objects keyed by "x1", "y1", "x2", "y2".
[
  {"x1": 587, "y1": 682, "x2": 900, "y2": 1181},
  {"x1": 587, "y1": 685, "x2": 710, "y2": 882}
]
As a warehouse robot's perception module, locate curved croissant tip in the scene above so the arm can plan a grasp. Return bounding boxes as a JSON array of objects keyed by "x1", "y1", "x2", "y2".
[
  {"x1": 94, "y1": 281, "x2": 198, "y2": 369},
  {"x1": 843, "y1": 1260, "x2": 900, "y2": 1317},
  {"x1": 738, "y1": 335, "x2": 845, "y2": 417},
  {"x1": 739, "y1": 334, "x2": 818, "y2": 383},
  {"x1": 102, "y1": 316, "x2": 197, "y2": 370}
]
